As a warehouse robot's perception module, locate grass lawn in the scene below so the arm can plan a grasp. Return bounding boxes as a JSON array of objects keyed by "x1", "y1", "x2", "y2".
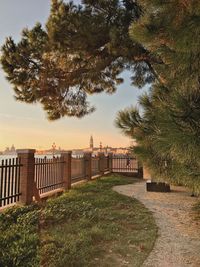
[{"x1": 0, "y1": 174, "x2": 157, "y2": 267}]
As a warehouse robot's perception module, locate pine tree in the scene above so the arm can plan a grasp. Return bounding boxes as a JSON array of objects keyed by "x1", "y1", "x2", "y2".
[
  {"x1": 116, "y1": 0, "x2": 200, "y2": 192},
  {"x1": 2, "y1": 0, "x2": 200, "y2": 191},
  {"x1": 1, "y1": 0, "x2": 155, "y2": 120}
]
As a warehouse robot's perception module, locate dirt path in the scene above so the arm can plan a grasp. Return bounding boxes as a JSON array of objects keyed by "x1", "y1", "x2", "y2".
[{"x1": 113, "y1": 181, "x2": 200, "y2": 267}]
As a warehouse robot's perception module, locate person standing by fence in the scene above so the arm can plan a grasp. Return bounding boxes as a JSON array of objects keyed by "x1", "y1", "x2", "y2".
[{"x1": 126, "y1": 153, "x2": 131, "y2": 168}]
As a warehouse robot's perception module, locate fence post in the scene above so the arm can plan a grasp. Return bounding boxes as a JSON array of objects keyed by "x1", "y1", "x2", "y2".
[
  {"x1": 108, "y1": 153, "x2": 113, "y2": 173},
  {"x1": 138, "y1": 161, "x2": 144, "y2": 179},
  {"x1": 98, "y1": 152, "x2": 105, "y2": 175},
  {"x1": 61, "y1": 151, "x2": 72, "y2": 190},
  {"x1": 84, "y1": 152, "x2": 92, "y2": 180},
  {"x1": 17, "y1": 149, "x2": 35, "y2": 205}
]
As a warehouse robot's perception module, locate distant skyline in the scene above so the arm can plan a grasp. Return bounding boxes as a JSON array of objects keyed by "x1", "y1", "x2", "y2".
[
  {"x1": 0, "y1": 0, "x2": 147, "y2": 151},
  {"x1": 1, "y1": 137, "x2": 130, "y2": 153}
]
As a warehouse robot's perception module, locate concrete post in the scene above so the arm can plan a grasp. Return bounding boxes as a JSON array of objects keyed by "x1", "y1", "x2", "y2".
[
  {"x1": 98, "y1": 152, "x2": 105, "y2": 175},
  {"x1": 84, "y1": 152, "x2": 92, "y2": 180},
  {"x1": 17, "y1": 149, "x2": 35, "y2": 205},
  {"x1": 108, "y1": 153, "x2": 113, "y2": 172},
  {"x1": 61, "y1": 151, "x2": 72, "y2": 190}
]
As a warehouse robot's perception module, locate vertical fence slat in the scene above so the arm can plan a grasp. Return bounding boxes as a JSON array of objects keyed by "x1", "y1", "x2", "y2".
[
  {"x1": 37, "y1": 158, "x2": 40, "y2": 193},
  {"x1": 51, "y1": 158, "x2": 54, "y2": 191},
  {"x1": 0, "y1": 160, "x2": 4, "y2": 207},
  {"x1": 44, "y1": 158, "x2": 47, "y2": 193},
  {"x1": 11, "y1": 158, "x2": 15, "y2": 204},
  {"x1": 36, "y1": 158, "x2": 38, "y2": 192},
  {"x1": 3, "y1": 159, "x2": 8, "y2": 206},
  {"x1": 14, "y1": 158, "x2": 18, "y2": 203},
  {"x1": 17, "y1": 158, "x2": 21, "y2": 201},
  {"x1": 7, "y1": 159, "x2": 11, "y2": 205},
  {"x1": 40, "y1": 159, "x2": 43, "y2": 193}
]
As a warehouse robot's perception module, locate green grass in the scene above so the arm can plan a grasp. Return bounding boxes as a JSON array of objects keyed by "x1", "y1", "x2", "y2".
[{"x1": 0, "y1": 174, "x2": 158, "y2": 267}]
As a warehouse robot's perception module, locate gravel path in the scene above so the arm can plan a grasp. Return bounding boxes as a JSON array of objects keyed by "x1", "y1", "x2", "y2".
[{"x1": 113, "y1": 181, "x2": 200, "y2": 267}]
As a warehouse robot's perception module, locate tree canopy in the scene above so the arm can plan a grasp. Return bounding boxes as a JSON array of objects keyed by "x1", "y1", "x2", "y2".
[
  {"x1": 116, "y1": 0, "x2": 200, "y2": 192},
  {"x1": 1, "y1": 0, "x2": 200, "y2": 192},
  {"x1": 1, "y1": 0, "x2": 155, "y2": 120}
]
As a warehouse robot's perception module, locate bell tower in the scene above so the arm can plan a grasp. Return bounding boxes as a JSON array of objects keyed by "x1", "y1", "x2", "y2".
[{"x1": 90, "y1": 135, "x2": 94, "y2": 150}]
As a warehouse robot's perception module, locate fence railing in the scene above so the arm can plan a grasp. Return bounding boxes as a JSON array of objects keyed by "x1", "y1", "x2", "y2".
[
  {"x1": 35, "y1": 157, "x2": 65, "y2": 194},
  {"x1": 0, "y1": 150, "x2": 141, "y2": 209},
  {"x1": 91, "y1": 156, "x2": 100, "y2": 176},
  {"x1": 71, "y1": 156, "x2": 86, "y2": 182},
  {"x1": 103, "y1": 156, "x2": 109, "y2": 172},
  {"x1": 0, "y1": 158, "x2": 22, "y2": 207},
  {"x1": 112, "y1": 155, "x2": 138, "y2": 173}
]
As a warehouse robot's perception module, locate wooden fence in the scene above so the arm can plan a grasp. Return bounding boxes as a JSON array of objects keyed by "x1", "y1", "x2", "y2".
[{"x1": 0, "y1": 150, "x2": 141, "y2": 209}]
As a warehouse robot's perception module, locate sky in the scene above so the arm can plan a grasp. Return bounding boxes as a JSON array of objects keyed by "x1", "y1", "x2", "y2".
[{"x1": 0, "y1": 0, "x2": 145, "y2": 151}]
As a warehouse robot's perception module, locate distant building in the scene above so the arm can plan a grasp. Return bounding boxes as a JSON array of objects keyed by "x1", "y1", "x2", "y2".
[
  {"x1": 85, "y1": 136, "x2": 129, "y2": 155},
  {"x1": 99, "y1": 142, "x2": 102, "y2": 152},
  {"x1": 72, "y1": 149, "x2": 84, "y2": 157},
  {"x1": 3, "y1": 145, "x2": 16, "y2": 155},
  {"x1": 39, "y1": 136, "x2": 130, "y2": 157},
  {"x1": 90, "y1": 135, "x2": 94, "y2": 150},
  {"x1": 10, "y1": 144, "x2": 16, "y2": 153}
]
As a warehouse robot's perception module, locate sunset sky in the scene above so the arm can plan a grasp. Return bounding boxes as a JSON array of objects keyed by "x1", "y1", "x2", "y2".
[{"x1": 0, "y1": 0, "x2": 145, "y2": 151}]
